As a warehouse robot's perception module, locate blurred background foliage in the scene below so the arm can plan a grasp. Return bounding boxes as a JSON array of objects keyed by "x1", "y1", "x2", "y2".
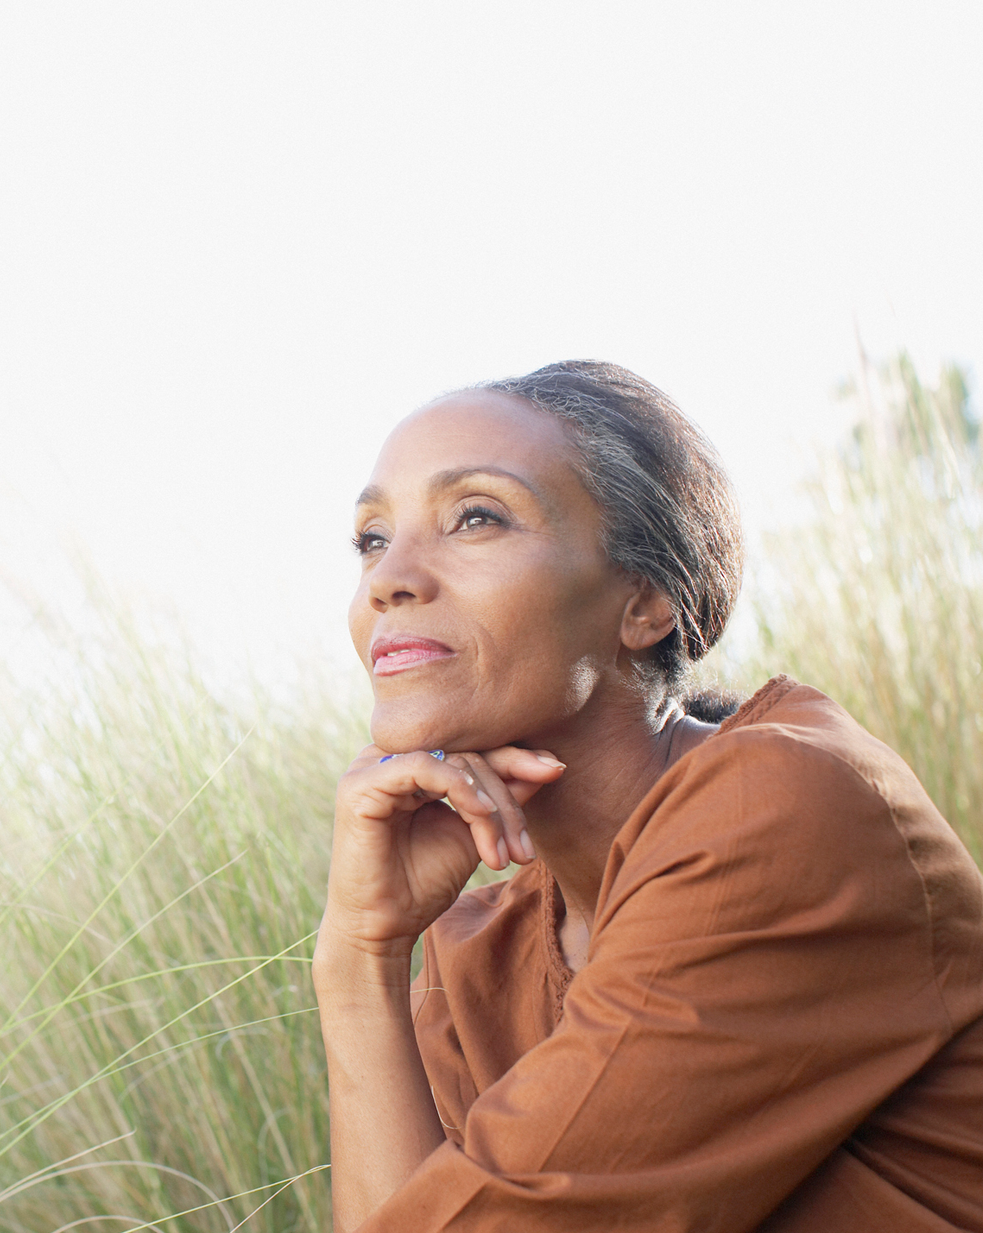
[
  {"x1": 1, "y1": 352, "x2": 980, "y2": 1231},
  {"x1": 0, "y1": 618, "x2": 361, "y2": 1232},
  {"x1": 737, "y1": 353, "x2": 982, "y2": 859}
]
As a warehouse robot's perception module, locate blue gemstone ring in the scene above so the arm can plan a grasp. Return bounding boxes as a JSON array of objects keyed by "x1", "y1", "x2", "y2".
[{"x1": 380, "y1": 749, "x2": 445, "y2": 763}]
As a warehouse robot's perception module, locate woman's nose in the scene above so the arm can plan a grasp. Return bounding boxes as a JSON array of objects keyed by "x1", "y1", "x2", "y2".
[{"x1": 367, "y1": 533, "x2": 438, "y2": 612}]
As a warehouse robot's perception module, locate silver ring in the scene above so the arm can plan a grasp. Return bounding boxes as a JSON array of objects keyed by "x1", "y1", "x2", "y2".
[{"x1": 379, "y1": 749, "x2": 445, "y2": 763}]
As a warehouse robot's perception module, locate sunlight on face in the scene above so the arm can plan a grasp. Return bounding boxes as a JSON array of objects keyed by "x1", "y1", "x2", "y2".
[{"x1": 348, "y1": 391, "x2": 638, "y2": 753}]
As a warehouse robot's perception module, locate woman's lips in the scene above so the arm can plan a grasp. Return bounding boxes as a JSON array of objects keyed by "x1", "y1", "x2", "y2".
[{"x1": 371, "y1": 637, "x2": 456, "y2": 676}]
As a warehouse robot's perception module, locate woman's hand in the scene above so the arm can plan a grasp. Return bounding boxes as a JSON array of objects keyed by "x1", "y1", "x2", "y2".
[
  {"x1": 316, "y1": 745, "x2": 563, "y2": 1233},
  {"x1": 318, "y1": 745, "x2": 565, "y2": 964}
]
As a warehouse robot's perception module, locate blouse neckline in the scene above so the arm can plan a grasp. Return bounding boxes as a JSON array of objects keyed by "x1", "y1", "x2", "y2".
[{"x1": 538, "y1": 675, "x2": 796, "y2": 1018}]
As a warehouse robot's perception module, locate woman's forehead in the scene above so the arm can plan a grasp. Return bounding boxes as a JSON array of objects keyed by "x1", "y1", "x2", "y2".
[{"x1": 371, "y1": 390, "x2": 581, "y2": 483}]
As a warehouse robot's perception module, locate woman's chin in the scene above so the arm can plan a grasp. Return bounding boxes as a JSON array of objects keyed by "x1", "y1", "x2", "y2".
[
  {"x1": 369, "y1": 700, "x2": 513, "y2": 756},
  {"x1": 370, "y1": 704, "x2": 454, "y2": 755}
]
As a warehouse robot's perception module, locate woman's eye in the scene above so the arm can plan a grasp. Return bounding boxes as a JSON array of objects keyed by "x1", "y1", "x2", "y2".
[
  {"x1": 353, "y1": 530, "x2": 387, "y2": 555},
  {"x1": 458, "y1": 505, "x2": 505, "y2": 531}
]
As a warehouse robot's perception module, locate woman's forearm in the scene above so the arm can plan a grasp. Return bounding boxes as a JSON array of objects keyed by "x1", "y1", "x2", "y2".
[{"x1": 315, "y1": 935, "x2": 445, "y2": 1233}]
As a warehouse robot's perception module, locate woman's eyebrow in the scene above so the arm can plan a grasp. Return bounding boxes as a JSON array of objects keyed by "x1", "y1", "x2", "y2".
[
  {"x1": 427, "y1": 466, "x2": 546, "y2": 502},
  {"x1": 355, "y1": 467, "x2": 546, "y2": 511},
  {"x1": 355, "y1": 483, "x2": 385, "y2": 509}
]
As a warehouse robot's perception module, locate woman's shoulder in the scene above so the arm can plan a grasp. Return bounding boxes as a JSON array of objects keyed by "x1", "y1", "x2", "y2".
[
  {"x1": 689, "y1": 672, "x2": 873, "y2": 742},
  {"x1": 675, "y1": 674, "x2": 912, "y2": 793},
  {"x1": 676, "y1": 673, "x2": 942, "y2": 813},
  {"x1": 607, "y1": 676, "x2": 911, "y2": 877},
  {"x1": 632, "y1": 675, "x2": 973, "y2": 866},
  {"x1": 602, "y1": 676, "x2": 983, "y2": 1008},
  {"x1": 612, "y1": 673, "x2": 983, "y2": 899},
  {"x1": 712, "y1": 678, "x2": 980, "y2": 879}
]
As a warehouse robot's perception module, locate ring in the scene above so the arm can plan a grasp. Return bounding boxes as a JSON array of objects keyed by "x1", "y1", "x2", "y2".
[{"x1": 379, "y1": 749, "x2": 445, "y2": 763}]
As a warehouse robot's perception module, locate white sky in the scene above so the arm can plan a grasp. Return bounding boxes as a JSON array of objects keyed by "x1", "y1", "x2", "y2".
[{"x1": 2, "y1": 1, "x2": 981, "y2": 689}]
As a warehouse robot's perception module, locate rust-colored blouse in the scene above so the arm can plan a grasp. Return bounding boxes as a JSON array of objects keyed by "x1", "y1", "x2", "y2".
[{"x1": 360, "y1": 678, "x2": 983, "y2": 1231}]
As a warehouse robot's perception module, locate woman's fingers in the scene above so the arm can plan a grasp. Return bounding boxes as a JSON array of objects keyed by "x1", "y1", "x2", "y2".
[
  {"x1": 346, "y1": 743, "x2": 566, "y2": 872},
  {"x1": 479, "y1": 747, "x2": 566, "y2": 803},
  {"x1": 452, "y1": 750, "x2": 565, "y2": 865},
  {"x1": 353, "y1": 751, "x2": 509, "y2": 871},
  {"x1": 458, "y1": 748, "x2": 566, "y2": 864},
  {"x1": 439, "y1": 754, "x2": 526, "y2": 867}
]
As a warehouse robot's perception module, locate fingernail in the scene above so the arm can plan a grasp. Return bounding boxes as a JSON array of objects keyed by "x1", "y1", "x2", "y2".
[
  {"x1": 536, "y1": 755, "x2": 566, "y2": 768},
  {"x1": 497, "y1": 838, "x2": 509, "y2": 868},
  {"x1": 477, "y1": 789, "x2": 495, "y2": 810},
  {"x1": 519, "y1": 829, "x2": 536, "y2": 860}
]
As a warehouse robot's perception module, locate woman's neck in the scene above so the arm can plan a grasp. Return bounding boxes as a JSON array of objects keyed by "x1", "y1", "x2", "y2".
[{"x1": 522, "y1": 695, "x2": 718, "y2": 970}]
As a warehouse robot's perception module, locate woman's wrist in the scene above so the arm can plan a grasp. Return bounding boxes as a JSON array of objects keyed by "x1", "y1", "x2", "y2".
[{"x1": 313, "y1": 915, "x2": 416, "y2": 1016}]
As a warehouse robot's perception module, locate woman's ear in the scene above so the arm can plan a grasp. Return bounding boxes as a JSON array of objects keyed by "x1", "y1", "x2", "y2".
[{"x1": 620, "y1": 584, "x2": 675, "y2": 651}]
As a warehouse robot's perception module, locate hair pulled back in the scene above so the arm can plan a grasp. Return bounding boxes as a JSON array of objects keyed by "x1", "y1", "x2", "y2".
[{"x1": 481, "y1": 360, "x2": 744, "y2": 694}]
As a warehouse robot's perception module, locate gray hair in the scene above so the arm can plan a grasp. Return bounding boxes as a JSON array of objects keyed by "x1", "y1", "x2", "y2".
[{"x1": 481, "y1": 360, "x2": 744, "y2": 695}]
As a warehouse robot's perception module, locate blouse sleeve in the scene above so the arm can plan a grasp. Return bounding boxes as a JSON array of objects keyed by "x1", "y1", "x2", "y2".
[{"x1": 357, "y1": 726, "x2": 982, "y2": 1233}]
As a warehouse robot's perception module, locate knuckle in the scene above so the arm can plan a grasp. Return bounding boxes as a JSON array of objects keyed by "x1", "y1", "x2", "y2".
[{"x1": 443, "y1": 760, "x2": 475, "y2": 785}]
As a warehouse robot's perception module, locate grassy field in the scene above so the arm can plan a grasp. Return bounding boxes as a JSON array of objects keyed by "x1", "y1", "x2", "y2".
[
  {"x1": 1, "y1": 353, "x2": 980, "y2": 1231},
  {"x1": 734, "y1": 353, "x2": 983, "y2": 861},
  {"x1": 0, "y1": 613, "x2": 361, "y2": 1232}
]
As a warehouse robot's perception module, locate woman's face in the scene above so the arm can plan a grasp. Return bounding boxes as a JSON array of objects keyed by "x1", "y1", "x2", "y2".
[{"x1": 349, "y1": 390, "x2": 643, "y2": 753}]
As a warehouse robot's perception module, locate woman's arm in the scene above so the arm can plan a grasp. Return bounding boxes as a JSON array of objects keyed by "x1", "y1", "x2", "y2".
[
  {"x1": 313, "y1": 745, "x2": 564, "y2": 1232},
  {"x1": 315, "y1": 937, "x2": 443, "y2": 1233}
]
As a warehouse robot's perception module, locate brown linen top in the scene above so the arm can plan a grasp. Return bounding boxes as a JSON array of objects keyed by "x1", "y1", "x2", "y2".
[{"x1": 358, "y1": 677, "x2": 983, "y2": 1232}]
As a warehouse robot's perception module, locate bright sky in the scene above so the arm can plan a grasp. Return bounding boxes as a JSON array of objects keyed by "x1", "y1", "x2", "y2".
[{"x1": 2, "y1": 1, "x2": 981, "y2": 688}]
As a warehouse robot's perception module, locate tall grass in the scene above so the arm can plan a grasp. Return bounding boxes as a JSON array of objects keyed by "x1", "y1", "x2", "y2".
[
  {"x1": 738, "y1": 352, "x2": 983, "y2": 860},
  {"x1": 1, "y1": 351, "x2": 980, "y2": 1230},
  {"x1": 0, "y1": 602, "x2": 366, "y2": 1232}
]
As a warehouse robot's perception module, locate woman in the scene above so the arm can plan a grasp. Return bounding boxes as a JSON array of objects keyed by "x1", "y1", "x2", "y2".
[{"x1": 313, "y1": 361, "x2": 983, "y2": 1232}]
